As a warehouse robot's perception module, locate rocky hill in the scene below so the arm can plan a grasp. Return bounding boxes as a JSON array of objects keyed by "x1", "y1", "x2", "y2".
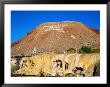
[{"x1": 11, "y1": 21, "x2": 100, "y2": 56}]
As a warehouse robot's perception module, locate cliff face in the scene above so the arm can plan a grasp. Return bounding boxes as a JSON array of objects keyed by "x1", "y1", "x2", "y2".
[
  {"x1": 11, "y1": 53, "x2": 100, "y2": 77},
  {"x1": 11, "y1": 21, "x2": 99, "y2": 56}
]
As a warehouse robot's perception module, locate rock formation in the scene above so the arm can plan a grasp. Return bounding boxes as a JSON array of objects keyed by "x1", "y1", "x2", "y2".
[{"x1": 12, "y1": 53, "x2": 100, "y2": 77}]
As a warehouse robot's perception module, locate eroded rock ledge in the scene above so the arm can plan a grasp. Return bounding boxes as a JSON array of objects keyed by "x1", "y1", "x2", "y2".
[{"x1": 11, "y1": 53, "x2": 100, "y2": 77}]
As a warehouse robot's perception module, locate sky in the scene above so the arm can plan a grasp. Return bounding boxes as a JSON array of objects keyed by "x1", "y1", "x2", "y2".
[{"x1": 11, "y1": 11, "x2": 100, "y2": 43}]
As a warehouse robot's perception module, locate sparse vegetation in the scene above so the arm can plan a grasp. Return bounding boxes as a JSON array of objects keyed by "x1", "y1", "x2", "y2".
[
  {"x1": 64, "y1": 46, "x2": 99, "y2": 54},
  {"x1": 91, "y1": 49, "x2": 100, "y2": 53},
  {"x1": 79, "y1": 46, "x2": 100, "y2": 53},
  {"x1": 79, "y1": 46, "x2": 92, "y2": 53},
  {"x1": 65, "y1": 48, "x2": 76, "y2": 53}
]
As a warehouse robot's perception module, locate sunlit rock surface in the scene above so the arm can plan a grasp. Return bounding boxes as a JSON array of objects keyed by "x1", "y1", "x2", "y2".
[{"x1": 11, "y1": 53, "x2": 100, "y2": 77}]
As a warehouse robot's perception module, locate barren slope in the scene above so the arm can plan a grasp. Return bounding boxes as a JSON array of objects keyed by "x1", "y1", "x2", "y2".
[{"x1": 12, "y1": 21, "x2": 100, "y2": 56}]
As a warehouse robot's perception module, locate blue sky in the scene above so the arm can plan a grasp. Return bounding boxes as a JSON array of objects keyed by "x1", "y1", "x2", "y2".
[{"x1": 11, "y1": 11, "x2": 100, "y2": 43}]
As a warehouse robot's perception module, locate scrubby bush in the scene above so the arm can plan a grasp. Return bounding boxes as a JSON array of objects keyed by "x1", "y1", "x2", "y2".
[
  {"x1": 79, "y1": 46, "x2": 92, "y2": 53},
  {"x1": 91, "y1": 49, "x2": 100, "y2": 53},
  {"x1": 65, "y1": 48, "x2": 76, "y2": 53},
  {"x1": 79, "y1": 46, "x2": 100, "y2": 53}
]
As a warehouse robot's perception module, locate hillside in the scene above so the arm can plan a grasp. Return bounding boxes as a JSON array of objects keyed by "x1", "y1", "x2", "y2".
[{"x1": 11, "y1": 21, "x2": 100, "y2": 56}]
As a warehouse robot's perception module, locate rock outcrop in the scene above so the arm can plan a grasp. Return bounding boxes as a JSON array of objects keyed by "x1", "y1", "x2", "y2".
[{"x1": 12, "y1": 53, "x2": 100, "y2": 77}]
